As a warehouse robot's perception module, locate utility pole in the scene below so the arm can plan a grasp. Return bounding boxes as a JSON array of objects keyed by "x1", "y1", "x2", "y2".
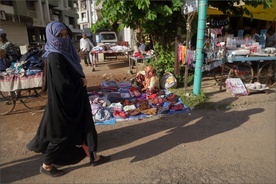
[{"x1": 193, "y1": 0, "x2": 208, "y2": 95}]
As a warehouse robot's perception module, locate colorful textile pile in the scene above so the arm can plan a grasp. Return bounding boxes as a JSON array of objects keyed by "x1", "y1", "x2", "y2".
[
  {"x1": 178, "y1": 44, "x2": 187, "y2": 65},
  {"x1": 88, "y1": 80, "x2": 190, "y2": 125},
  {"x1": 99, "y1": 80, "x2": 118, "y2": 92}
]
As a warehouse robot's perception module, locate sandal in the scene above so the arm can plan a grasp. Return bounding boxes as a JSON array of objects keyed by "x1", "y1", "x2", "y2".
[
  {"x1": 40, "y1": 166, "x2": 65, "y2": 177},
  {"x1": 90, "y1": 155, "x2": 111, "y2": 167}
]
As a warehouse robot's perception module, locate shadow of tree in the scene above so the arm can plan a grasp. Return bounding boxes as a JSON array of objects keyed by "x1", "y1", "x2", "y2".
[
  {"x1": 97, "y1": 97, "x2": 264, "y2": 163},
  {"x1": 0, "y1": 154, "x2": 89, "y2": 183}
]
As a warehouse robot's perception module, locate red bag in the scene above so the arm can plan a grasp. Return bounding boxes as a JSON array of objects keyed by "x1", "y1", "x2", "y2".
[
  {"x1": 147, "y1": 93, "x2": 157, "y2": 100},
  {"x1": 171, "y1": 103, "x2": 184, "y2": 111},
  {"x1": 113, "y1": 110, "x2": 129, "y2": 119},
  {"x1": 166, "y1": 93, "x2": 179, "y2": 104},
  {"x1": 129, "y1": 87, "x2": 141, "y2": 97},
  {"x1": 151, "y1": 97, "x2": 163, "y2": 106}
]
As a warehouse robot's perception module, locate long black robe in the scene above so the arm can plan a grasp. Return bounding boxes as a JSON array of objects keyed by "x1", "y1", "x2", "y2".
[{"x1": 27, "y1": 52, "x2": 96, "y2": 165}]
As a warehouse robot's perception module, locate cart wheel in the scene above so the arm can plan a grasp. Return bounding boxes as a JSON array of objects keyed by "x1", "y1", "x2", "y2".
[
  {"x1": 213, "y1": 63, "x2": 234, "y2": 87},
  {"x1": 257, "y1": 61, "x2": 276, "y2": 87},
  {"x1": 19, "y1": 89, "x2": 47, "y2": 113},
  {"x1": 0, "y1": 91, "x2": 16, "y2": 115},
  {"x1": 234, "y1": 62, "x2": 254, "y2": 84}
]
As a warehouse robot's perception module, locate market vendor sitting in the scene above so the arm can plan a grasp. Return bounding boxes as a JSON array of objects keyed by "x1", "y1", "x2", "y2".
[{"x1": 133, "y1": 65, "x2": 160, "y2": 94}]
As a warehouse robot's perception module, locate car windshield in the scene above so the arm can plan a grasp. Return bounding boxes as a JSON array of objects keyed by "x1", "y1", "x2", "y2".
[{"x1": 101, "y1": 34, "x2": 116, "y2": 40}]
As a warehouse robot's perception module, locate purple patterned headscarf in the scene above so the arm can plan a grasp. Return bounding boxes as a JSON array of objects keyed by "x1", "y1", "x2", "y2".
[{"x1": 42, "y1": 21, "x2": 85, "y2": 77}]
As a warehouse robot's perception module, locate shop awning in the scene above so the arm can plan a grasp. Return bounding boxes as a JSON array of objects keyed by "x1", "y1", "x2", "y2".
[{"x1": 207, "y1": 3, "x2": 276, "y2": 21}]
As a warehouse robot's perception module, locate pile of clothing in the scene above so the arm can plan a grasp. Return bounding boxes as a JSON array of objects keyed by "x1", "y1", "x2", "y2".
[
  {"x1": 88, "y1": 80, "x2": 188, "y2": 123},
  {"x1": 1, "y1": 47, "x2": 44, "y2": 76}
]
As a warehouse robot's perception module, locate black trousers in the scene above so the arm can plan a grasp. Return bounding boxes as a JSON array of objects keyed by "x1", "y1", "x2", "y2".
[
  {"x1": 44, "y1": 127, "x2": 98, "y2": 165},
  {"x1": 83, "y1": 51, "x2": 92, "y2": 65}
]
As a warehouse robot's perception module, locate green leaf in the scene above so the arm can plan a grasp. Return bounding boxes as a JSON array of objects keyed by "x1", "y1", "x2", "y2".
[
  {"x1": 135, "y1": 0, "x2": 150, "y2": 10},
  {"x1": 146, "y1": 10, "x2": 157, "y2": 20},
  {"x1": 163, "y1": 5, "x2": 173, "y2": 16}
]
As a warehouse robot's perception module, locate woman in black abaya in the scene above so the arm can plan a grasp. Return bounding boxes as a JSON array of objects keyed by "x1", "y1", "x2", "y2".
[{"x1": 27, "y1": 21, "x2": 110, "y2": 177}]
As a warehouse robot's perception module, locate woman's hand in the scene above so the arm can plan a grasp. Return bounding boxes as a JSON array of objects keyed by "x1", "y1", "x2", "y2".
[{"x1": 81, "y1": 78, "x2": 87, "y2": 87}]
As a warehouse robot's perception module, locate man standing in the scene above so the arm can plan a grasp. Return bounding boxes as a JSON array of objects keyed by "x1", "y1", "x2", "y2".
[
  {"x1": 251, "y1": 28, "x2": 260, "y2": 42},
  {"x1": 80, "y1": 33, "x2": 94, "y2": 66}
]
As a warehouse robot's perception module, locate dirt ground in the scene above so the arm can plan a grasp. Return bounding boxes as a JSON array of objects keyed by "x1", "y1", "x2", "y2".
[{"x1": 0, "y1": 56, "x2": 275, "y2": 183}]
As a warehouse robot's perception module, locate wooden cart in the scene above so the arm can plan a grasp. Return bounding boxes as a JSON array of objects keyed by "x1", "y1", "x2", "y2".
[
  {"x1": 0, "y1": 72, "x2": 47, "y2": 115},
  {"x1": 213, "y1": 56, "x2": 276, "y2": 91}
]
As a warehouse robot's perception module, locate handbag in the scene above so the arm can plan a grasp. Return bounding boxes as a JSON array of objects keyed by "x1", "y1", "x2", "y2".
[
  {"x1": 127, "y1": 108, "x2": 141, "y2": 116},
  {"x1": 136, "y1": 99, "x2": 150, "y2": 110},
  {"x1": 165, "y1": 93, "x2": 179, "y2": 104},
  {"x1": 129, "y1": 87, "x2": 141, "y2": 97},
  {"x1": 113, "y1": 110, "x2": 129, "y2": 119},
  {"x1": 157, "y1": 106, "x2": 170, "y2": 114},
  {"x1": 141, "y1": 108, "x2": 157, "y2": 115},
  {"x1": 151, "y1": 97, "x2": 163, "y2": 106},
  {"x1": 171, "y1": 103, "x2": 184, "y2": 111},
  {"x1": 107, "y1": 92, "x2": 123, "y2": 103}
]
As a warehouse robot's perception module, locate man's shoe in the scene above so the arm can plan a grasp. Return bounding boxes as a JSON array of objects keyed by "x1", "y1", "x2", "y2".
[
  {"x1": 40, "y1": 166, "x2": 65, "y2": 177},
  {"x1": 90, "y1": 155, "x2": 111, "y2": 166}
]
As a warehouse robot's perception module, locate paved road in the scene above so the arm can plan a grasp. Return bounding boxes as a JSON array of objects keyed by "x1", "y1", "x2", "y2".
[{"x1": 1, "y1": 58, "x2": 275, "y2": 183}]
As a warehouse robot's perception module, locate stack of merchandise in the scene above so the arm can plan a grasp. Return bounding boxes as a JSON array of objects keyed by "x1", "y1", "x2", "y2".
[
  {"x1": 89, "y1": 80, "x2": 190, "y2": 125},
  {"x1": 99, "y1": 80, "x2": 118, "y2": 92}
]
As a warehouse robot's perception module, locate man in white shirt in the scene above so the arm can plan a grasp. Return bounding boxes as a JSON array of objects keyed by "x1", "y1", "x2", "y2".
[
  {"x1": 251, "y1": 28, "x2": 260, "y2": 42},
  {"x1": 80, "y1": 33, "x2": 94, "y2": 66}
]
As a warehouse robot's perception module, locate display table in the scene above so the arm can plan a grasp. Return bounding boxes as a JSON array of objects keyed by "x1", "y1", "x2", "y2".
[
  {"x1": 90, "y1": 49, "x2": 133, "y2": 63},
  {"x1": 0, "y1": 72, "x2": 43, "y2": 92},
  {"x1": 129, "y1": 55, "x2": 155, "y2": 73},
  {"x1": 218, "y1": 55, "x2": 276, "y2": 90},
  {"x1": 230, "y1": 55, "x2": 276, "y2": 62}
]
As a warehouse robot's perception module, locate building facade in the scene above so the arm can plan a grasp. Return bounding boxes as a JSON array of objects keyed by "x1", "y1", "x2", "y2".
[
  {"x1": 0, "y1": 0, "x2": 136, "y2": 51},
  {"x1": 77, "y1": 0, "x2": 99, "y2": 31},
  {"x1": 0, "y1": 0, "x2": 81, "y2": 48},
  {"x1": 75, "y1": 0, "x2": 136, "y2": 48}
]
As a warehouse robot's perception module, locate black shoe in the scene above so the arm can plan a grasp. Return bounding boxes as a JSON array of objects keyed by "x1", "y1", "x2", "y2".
[
  {"x1": 40, "y1": 166, "x2": 65, "y2": 177},
  {"x1": 90, "y1": 155, "x2": 111, "y2": 166}
]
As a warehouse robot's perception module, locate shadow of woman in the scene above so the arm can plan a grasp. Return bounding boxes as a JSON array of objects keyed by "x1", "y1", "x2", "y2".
[
  {"x1": 0, "y1": 97, "x2": 264, "y2": 182},
  {"x1": 0, "y1": 153, "x2": 89, "y2": 183},
  {"x1": 0, "y1": 155, "x2": 44, "y2": 183}
]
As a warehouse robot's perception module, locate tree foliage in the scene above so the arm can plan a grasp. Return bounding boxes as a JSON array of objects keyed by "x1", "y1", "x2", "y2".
[
  {"x1": 92, "y1": 0, "x2": 185, "y2": 47},
  {"x1": 91, "y1": 0, "x2": 273, "y2": 48}
]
